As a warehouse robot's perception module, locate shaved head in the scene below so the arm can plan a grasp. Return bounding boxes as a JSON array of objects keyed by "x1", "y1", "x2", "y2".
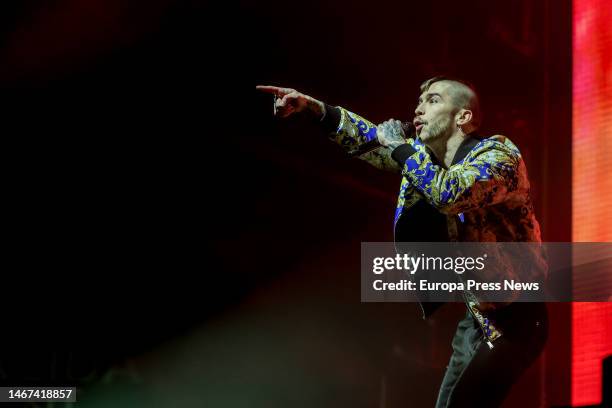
[{"x1": 420, "y1": 76, "x2": 481, "y2": 131}]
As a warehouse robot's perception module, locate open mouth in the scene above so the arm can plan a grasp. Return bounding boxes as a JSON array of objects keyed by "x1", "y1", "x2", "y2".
[{"x1": 414, "y1": 119, "x2": 426, "y2": 133}]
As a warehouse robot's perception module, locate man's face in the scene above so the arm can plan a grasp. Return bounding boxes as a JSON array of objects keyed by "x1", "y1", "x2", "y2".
[{"x1": 413, "y1": 81, "x2": 458, "y2": 143}]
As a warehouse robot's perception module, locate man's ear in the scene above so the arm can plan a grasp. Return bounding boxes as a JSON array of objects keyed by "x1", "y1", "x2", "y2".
[{"x1": 456, "y1": 109, "x2": 473, "y2": 126}]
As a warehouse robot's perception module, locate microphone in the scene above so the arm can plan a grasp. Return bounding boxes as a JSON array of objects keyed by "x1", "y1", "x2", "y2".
[{"x1": 348, "y1": 121, "x2": 415, "y2": 157}]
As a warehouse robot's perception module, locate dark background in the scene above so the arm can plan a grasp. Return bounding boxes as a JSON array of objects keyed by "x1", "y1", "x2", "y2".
[{"x1": 0, "y1": 0, "x2": 572, "y2": 406}]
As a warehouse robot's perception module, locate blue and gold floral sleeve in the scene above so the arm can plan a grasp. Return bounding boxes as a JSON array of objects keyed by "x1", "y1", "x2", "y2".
[
  {"x1": 400, "y1": 136, "x2": 523, "y2": 215},
  {"x1": 329, "y1": 106, "x2": 378, "y2": 149},
  {"x1": 357, "y1": 147, "x2": 402, "y2": 172},
  {"x1": 329, "y1": 106, "x2": 401, "y2": 172}
]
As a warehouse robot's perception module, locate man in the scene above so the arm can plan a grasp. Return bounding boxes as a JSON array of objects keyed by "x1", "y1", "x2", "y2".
[{"x1": 256, "y1": 77, "x2": 548, "y2": 407}]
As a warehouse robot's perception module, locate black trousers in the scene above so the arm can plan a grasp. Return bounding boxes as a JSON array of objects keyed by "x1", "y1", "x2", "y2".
[{"x1": 435, "y1": 303, "x2": 548, "y2": 408}]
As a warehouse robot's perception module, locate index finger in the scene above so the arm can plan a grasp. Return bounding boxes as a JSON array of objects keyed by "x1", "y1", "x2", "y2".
[{"x1": 256, "y1": 85, "x2": 293, "y2": 96}]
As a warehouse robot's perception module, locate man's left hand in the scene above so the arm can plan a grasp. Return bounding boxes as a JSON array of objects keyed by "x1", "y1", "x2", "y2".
[{"x1": 377, "y1": 119, "x2": 406, "y2": 150}]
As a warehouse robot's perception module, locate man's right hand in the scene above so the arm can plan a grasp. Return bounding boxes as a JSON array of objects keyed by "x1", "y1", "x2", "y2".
[{"x1": 256, "y1": 85, "x2": 325, "y2": 119}]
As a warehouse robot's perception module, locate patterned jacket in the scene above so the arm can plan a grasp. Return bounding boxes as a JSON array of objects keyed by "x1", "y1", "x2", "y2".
[{"x1": 322, "y1": 104, "x2": 546, "y2": 345}]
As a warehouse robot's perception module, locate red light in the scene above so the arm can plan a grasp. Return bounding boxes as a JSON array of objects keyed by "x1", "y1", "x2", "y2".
[{"x1": 572, "y1": 0, "x2": 612, "y2": 405}]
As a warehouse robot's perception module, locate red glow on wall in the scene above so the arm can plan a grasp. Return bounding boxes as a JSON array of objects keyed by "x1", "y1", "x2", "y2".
[{"x1": 572, "y1": 0, "x2": 612, "y2": 405}]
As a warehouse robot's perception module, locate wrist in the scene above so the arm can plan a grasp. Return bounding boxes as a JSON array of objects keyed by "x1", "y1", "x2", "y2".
[
  {"x1": 391, "y1": 143, "x2": 417, "y2": 166},
  {"x1": 320, "y1": 104, "x2": 341, "y2": 132},
  {"x1": 387, "y1": 141, "x2": 404, "y2": 150},
  {"x1": 305, "y1": 96, "x2": 325, "y2": 119}
]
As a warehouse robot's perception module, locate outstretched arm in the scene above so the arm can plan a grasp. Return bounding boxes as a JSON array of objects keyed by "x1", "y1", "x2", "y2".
[
  {"x1": 256, "y1": 85, "x2": 403, "y2": 172},
  {"x1": 255, "y1": 85, "x2": 325, "y2": 119}
]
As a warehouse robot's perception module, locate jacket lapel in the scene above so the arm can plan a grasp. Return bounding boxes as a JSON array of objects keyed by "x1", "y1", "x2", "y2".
[{"x1": 451, "y1": 135, "x2": 481, "y2": 166}]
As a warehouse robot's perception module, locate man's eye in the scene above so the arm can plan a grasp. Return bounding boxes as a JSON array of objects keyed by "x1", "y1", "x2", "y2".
[{"x1": 430, "y1": 98, "x2": 438, "y2": 103}]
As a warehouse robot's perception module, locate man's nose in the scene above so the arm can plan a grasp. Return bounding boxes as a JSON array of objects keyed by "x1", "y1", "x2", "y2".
[{"x1": 415, "y1": 104, "x2": 424, "y2": 116}]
